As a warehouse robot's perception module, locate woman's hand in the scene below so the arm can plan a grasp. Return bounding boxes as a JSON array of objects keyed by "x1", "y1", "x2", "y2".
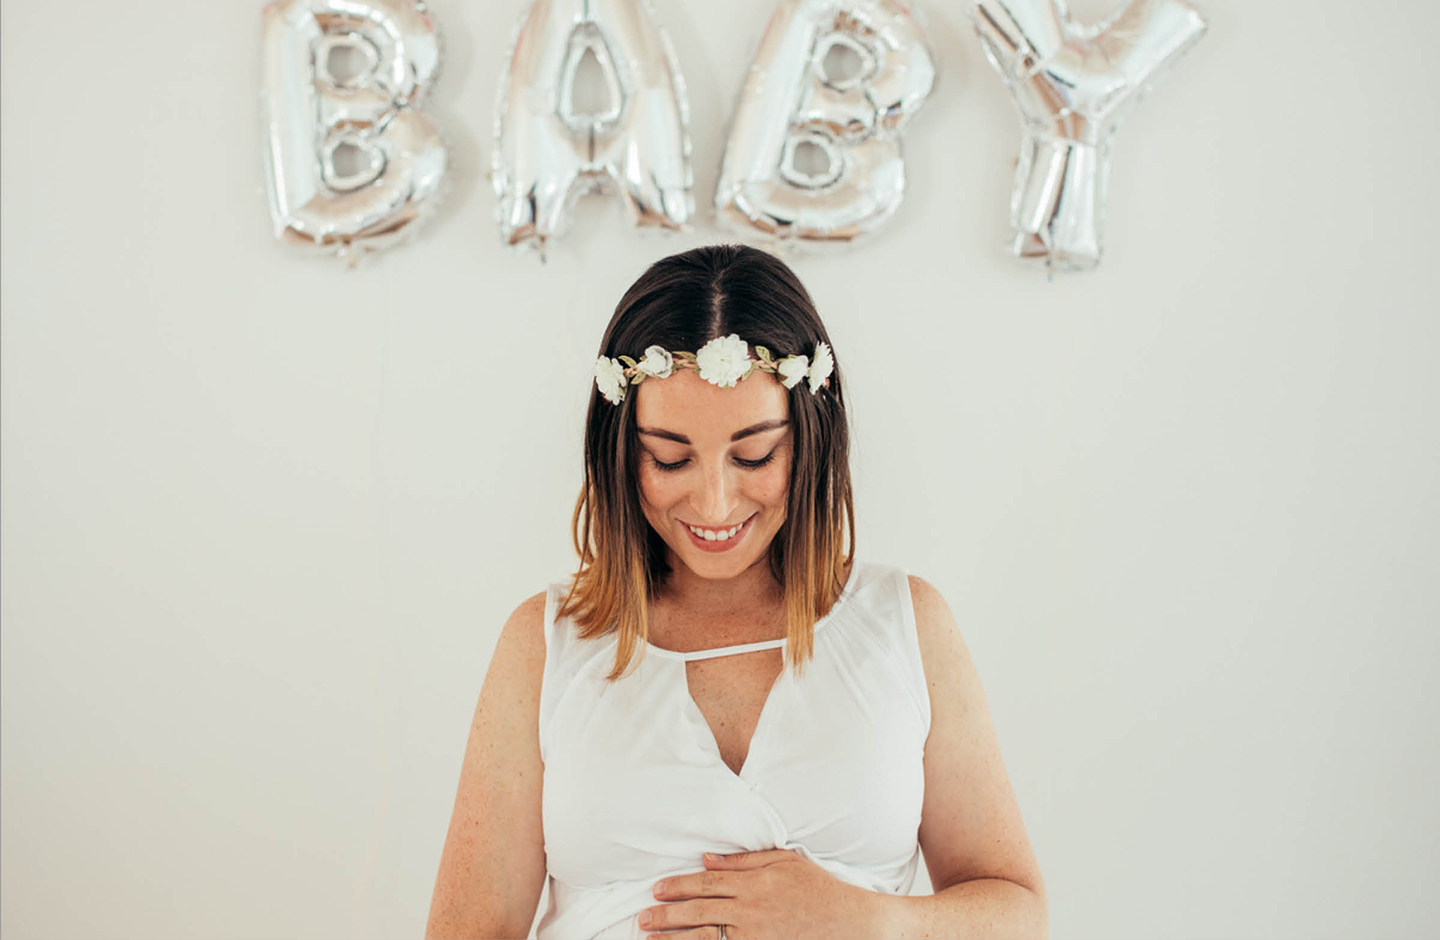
[{"x1": 637, "y1": 848, "x2": 882, "y2": 940}]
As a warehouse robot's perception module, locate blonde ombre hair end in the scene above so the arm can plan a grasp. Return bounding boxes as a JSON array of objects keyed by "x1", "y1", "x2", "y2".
[{"x1": 559, "y1": 245, "x2": 855, "y2": 681}]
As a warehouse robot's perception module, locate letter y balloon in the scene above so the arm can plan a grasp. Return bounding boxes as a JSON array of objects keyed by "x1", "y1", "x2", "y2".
[{"x1": 970, "y1": 0, "x2": 1207, "y2": 271}]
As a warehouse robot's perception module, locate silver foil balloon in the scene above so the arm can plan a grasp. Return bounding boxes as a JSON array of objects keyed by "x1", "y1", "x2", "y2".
[
  {"x1": 714, "y1": 0, "x2": 936, "y2": 248},
  {"x1": 492, "y1": 0, "x2": 694, "y2": 252},
  {"x1": 261, "y1": 0, "x2": 447, "y2": 264},
  {"x1": 970, "y1": 0, "x2": 1206, "y2": 270}
]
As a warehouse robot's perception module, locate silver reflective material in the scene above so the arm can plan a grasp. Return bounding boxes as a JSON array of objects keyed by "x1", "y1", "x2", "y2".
[
  {"x1": 714, "y1": 0, "x2": 936, "y2": 249},
  {"x1": 261, "y1": 0, "x2": 448, "y2": 264},
  {"x1": 493, "y1": 0, "x2": 694, "y2": 253},
  {"x1": 970, "y1": 0, "x2": 1206, "y2": 270}
]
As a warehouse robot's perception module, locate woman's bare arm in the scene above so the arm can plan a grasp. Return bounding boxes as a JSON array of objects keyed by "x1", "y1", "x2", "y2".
[
  {"x1": 426, "y1": 592, "x2": 549, "y2": 940},
  {"x1": 871, "y1": 575, "x2": 1048, "y2": 938}
]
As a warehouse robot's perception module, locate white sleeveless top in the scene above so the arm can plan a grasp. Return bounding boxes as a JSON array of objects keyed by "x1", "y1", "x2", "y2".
[{"x1": 535, "y1": 559, "x2": 930, "y2": 940}]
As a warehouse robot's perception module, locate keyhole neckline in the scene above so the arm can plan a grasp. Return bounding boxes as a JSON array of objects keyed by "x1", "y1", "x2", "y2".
[{"x1": 643, "y1": 561, "x2": 860, "y2": 662}]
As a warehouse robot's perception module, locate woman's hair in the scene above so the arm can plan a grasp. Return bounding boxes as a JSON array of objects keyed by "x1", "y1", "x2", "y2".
[{"x1": 559, "y1": 244, "x2": 855, "y2": 681}]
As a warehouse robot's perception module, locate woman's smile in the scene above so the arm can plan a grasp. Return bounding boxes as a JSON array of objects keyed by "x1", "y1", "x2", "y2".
[{"x1": 680, "y1": 512, "x2": 757, "y2": 552}]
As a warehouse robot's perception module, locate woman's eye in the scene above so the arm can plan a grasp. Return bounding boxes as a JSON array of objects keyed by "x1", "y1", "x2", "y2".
[{"x1": 648, "y1": 451, "x2": 776, "y2": 472}]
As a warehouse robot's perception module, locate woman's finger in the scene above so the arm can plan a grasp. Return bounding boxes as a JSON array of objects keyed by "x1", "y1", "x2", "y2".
[
  {"x1": 640, "y1": 897, "x2": 729, "y2": 933},
  {"x1": 643, "y1": 926, "x2": 727, "y2": 940},
  {"x1": 655, "y1": 868, "x2": 736, "y2": 900},
  {"x1": 703, "y1": 848, "x2": 799, "y2": 869}
]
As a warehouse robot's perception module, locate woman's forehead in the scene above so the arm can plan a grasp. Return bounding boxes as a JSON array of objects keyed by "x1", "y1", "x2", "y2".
[{"x1": 634, "y1": 368, "x2": 789, "y2": 438}]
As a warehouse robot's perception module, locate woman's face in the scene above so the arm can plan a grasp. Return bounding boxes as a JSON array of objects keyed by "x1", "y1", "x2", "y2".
[{"x1": 634, "y1": 366, "x2": 793, "y2": 583}]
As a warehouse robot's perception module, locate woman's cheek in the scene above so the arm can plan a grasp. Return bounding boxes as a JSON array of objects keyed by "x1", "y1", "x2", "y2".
[
  {"x1": 756, "y1": 457, "x2": 791, "y2": 502},
  {"x1": 641, "y1": 464, "x2": 690, "y2": 509},
  {"x1": 637, "y1": 466, "x2": 666, "y2": 511}
]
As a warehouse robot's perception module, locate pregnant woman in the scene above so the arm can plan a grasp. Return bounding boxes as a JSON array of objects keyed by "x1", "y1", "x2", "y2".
[{"x1": 426, "y1": 245, "x2": 1047, "y2": 939}]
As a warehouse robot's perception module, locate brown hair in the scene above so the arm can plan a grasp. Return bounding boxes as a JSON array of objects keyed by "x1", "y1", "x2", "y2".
[{"x1": 560, "y1": 244, "x2": 855, "y2": 681}]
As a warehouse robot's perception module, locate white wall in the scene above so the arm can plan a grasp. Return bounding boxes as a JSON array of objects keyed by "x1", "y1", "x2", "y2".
[{"x1": 2, "y1": 0, "x2": 1436, "y2": 937}]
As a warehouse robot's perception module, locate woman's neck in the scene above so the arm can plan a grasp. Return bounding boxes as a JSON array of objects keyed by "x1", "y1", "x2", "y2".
[{"x1": 656, "y1": 555, "x2": 781, "y2": 615}]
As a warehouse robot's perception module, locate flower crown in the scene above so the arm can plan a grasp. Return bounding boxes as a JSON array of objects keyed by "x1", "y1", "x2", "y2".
[{"x1": 593, "y1": 334, "x2": 834, "y2": 405}]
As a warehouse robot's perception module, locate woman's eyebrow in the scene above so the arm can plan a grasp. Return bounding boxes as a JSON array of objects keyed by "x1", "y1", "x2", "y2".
[
  {"x1": 637, "y1": 419, "x2": 790, "y2": 445},
  {"x1": 729, "y1": 419, "x2": 790, "y2": 441}
]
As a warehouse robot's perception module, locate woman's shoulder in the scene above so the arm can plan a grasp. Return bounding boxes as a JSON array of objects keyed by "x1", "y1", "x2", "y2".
[
  {"x1": 495, "y1": 589, "x2": 550, "y2": 664},
  {"x1": 511, "y1": 574, "x2": 578, "y2": 628},
  {"x1": 845, "y1": 559, "x2": 957, "y2": 651},
  {"x1": 851, "y1": 558, "x2": 943, "y2": 598},
  {"x1": 510, "y1": 589, "x2": 550, "y2": 625},
  {"x1": 887, "y1": 570, "x2": 966, "y2": 702},
  {"x1": 902, "y1": 571, "x2": 946, "y2": 609},
  {"x1": 518, "y1": 574, "x2": 588, "y2": 656},
  {"x1": 858, "y1": 559, "x2": 951, "y2": 629},
  {"x1": 842, "y1": 557, "x2": 934, "y2": 601}
]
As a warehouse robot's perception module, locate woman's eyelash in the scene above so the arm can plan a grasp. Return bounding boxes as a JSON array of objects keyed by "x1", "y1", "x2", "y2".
[{"x1": 649, "y1": 452, "x2": 775, "y2": 472}]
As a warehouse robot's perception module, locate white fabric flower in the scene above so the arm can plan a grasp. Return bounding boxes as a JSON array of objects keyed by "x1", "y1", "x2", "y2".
[
  {"x1": 776, "y1": 355, "x2": 809, "y2": 389},
  {"x1": 636, "y1": 345, "x2": 675, "y2": 378},
  {"x1": 594, "y1": 355, "x2": 628, "y2": 404},
  {"x1": 695, "y1": 334, "x2": 752, "y2": 388},
  {"x1": 807, "y1": 341, "x2": 833, "y2": 392}
]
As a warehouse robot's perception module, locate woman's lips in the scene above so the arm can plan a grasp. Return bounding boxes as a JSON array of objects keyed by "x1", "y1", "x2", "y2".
[{"x1": 681, "y1": 513, "x2": 756, "y2": 553}]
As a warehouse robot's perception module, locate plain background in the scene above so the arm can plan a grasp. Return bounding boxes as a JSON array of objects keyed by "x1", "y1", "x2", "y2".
[{"x1": 3, "y1": 0, "x2": 1437, "y2": 937}]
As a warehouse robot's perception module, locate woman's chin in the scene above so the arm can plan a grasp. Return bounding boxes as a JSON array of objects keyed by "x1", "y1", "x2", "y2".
[{"x1": 670, "y1": 538, "x2": 772, "y2": 580}]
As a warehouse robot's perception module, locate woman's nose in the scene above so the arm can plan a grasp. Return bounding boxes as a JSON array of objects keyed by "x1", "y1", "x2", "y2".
[{"x1": 696, "y1": 461, "x2": 739, "y2": 524}]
